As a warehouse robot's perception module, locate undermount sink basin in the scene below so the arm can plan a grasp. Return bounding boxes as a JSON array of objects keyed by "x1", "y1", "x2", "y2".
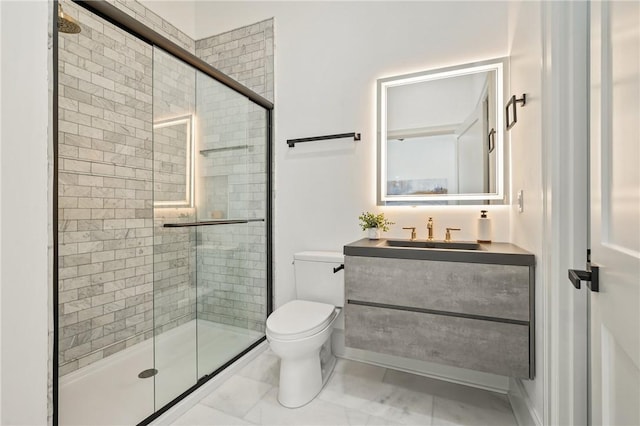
[{"x1": 384, "y1": 239, "x2": 481, "y2": 251}]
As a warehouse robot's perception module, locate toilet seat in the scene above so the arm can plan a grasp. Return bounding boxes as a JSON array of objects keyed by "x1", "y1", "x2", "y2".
[{"x1": 267, "y1": 300, "x2": 338, "y2": 341}]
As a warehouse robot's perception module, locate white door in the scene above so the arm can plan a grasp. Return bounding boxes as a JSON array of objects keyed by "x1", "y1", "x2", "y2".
[{"x1": 589, "y1": 1, "x2": 640, "y2": 425}]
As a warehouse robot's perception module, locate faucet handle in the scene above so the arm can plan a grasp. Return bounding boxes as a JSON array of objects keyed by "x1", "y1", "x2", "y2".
[
  {"x1": 402, "y1": 227, "x2": 417, "y2": 241},
  {"x1": 445, "y1": 227, "x2": 461, "y2": 242}
]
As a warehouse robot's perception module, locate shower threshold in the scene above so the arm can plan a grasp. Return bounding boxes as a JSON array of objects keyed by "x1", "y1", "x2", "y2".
[{"x1": 59, "y1": 319, "x2": 263, "y2": 426}]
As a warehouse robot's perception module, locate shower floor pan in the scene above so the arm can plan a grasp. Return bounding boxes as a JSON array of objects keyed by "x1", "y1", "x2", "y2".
[{"x1": 59, "y1": 319, "x2": 262, "y2": 426}]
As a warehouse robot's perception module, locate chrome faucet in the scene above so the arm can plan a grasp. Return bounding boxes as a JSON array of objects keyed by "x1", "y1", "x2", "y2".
[
  {"x1": 427, "y1": 217, "x2": 434, "y2": 241},
  {"x1": 445, "y1": 227, "x2": 461, "y2": 242},
  {"x1": 402, "y1": 227, "x2": 417, "y2": 241}
]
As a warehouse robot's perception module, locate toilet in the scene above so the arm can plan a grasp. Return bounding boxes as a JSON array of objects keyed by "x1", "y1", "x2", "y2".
[{"x1": 266, "y1": 251, "x2": 344, "y2": 408}]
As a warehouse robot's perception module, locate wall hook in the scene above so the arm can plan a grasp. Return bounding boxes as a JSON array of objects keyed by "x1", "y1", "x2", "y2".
[{"x1": 506, "y1": 94, "x2": 527, "y2": 130}]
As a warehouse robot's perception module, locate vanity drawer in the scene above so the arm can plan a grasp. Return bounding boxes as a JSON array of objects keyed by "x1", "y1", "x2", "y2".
[
  {"x1": 345, "y1": 255, "x2": 530, "y2": 322},
  {"x1": 344, "y1": 303, "x2": 530, "y2": 378}
]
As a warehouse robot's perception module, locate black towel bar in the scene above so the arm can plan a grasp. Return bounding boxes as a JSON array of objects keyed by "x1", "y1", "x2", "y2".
[
  {"x1": 287, "y1": 132, "x2": 361, "y2": 148},
  {"x1": 506, "y1": 94, "x2": 527, "y2": 130}
]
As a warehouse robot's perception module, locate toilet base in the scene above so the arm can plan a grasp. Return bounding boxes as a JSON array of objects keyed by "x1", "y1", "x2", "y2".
[{"x1": 277, "y1": 338, "x2": 336, "y2": 408}]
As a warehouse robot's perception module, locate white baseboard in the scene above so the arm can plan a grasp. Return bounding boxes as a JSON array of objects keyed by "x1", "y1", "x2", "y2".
[
  {"x1": 508, "y1": 378, "x2": 542, "y2": 426},
  {"x1": 150, "y1": 341, "x2": 268, "y2": 425}
]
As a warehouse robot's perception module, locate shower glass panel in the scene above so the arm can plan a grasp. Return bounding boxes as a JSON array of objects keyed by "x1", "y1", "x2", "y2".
[
  {"x1": 194, "y1": 71, "x2": 267, "y2": 375},
  {"x1": 152, "y1": 48, "x2": 198, "y2": 408}
]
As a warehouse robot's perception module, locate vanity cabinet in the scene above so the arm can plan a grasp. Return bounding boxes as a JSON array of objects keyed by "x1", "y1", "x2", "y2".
[{"x1": 343, "y1": 240, "x2": 535, "y2": 379}]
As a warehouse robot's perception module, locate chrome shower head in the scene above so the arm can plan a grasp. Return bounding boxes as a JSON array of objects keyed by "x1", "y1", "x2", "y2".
[{"x1": 58, "y1": 4, "x2": 81, "y2": 34}]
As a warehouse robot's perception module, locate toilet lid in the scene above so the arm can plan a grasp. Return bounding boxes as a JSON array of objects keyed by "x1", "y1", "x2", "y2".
[{"x1": 266, "y1": 300, "x2": 336, "y2": 340}]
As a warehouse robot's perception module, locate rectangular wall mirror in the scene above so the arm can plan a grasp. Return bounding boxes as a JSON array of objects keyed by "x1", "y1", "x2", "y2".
[{"x1": 377, "y1": 58, "x2": 507, "y2": 205}]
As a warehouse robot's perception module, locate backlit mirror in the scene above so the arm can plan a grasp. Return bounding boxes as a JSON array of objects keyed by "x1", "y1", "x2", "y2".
[
  {"x1": 377, "y1": 58, "x2": 506, "y2": 205},
  {"x1": 153, "y1": 115, "x2": 194, "y2": 207}
]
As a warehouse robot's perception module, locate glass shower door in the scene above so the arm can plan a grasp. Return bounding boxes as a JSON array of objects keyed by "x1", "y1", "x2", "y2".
[
  {"x1": 194, "y1": 70, "x2": 268, "y2": 377},
  {"x1": 56, "y1": 3, "x2": 272, "y2": 423},
  {"x1": 152, "y1": 47, "x2": 198, "y2": 408}
]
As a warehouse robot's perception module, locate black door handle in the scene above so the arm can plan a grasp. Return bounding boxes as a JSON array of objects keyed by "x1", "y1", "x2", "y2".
[
  {"x1": 568, "y1": 269, "x2": 589, "y2": 289},
  {"x1": 568, "y1": 265, "x2": 599, "y2": 292},
  {"x1": 333, "y1": 264, "x2": 344, "y2": 273}
]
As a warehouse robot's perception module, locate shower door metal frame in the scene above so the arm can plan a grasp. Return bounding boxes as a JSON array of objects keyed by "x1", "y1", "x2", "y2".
[{"x1": 52, "y1": 1, "x2": 274, "y2": 424}]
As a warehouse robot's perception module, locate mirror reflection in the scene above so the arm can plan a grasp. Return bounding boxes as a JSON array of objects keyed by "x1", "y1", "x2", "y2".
[
  {"x1": 378, "y1": 59, "x2": 506, "y2": 205},
  {"x1": 153, "y1": 115, "x2": 194, "y2": 208}
]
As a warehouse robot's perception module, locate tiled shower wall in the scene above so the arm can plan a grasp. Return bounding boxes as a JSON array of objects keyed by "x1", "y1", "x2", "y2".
[
  {"x1": 196, "y1": 19, "x2": 274, "y2": 103},
  {"x1": 106, "y1": 0, "x2": 195, "y2": 53},
  {"x1": 57, "y1": 3, "x2": 155, "y2": 375}
]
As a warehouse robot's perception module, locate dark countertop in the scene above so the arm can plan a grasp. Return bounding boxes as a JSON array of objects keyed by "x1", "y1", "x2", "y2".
[{"x1": 344, "y1": 238, "x2": 535, "y2": 266}]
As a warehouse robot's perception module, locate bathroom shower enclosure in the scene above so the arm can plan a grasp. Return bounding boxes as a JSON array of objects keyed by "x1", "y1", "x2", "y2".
[{"x1": 54, "y1": 2, "x2": 273, "y2": 424}]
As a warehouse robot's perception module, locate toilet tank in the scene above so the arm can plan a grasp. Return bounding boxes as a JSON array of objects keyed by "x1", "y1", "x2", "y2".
[{"x1": 294, "y1": 251, "x2": 345, "y2": 307}]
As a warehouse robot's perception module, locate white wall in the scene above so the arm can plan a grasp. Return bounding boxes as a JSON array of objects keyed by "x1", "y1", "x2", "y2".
[
  {"x1": 387, "y1": 136, "x2": 457, "y2": 187},
  {"x1": 0, "y1": 1, "x2": 50, "y2": 424},
  {"x1": 387, "y1": 74, "x2": 482, "y2": 130},
  {"x1": 0, "y1": 1, "x2": 3, "y2": 421},
  {"x1": 508, "y1": 0, "x2": 545, "y2": 423},
  {"x1": 190, "y1": 1, "x2": 510, "y2": 307}
]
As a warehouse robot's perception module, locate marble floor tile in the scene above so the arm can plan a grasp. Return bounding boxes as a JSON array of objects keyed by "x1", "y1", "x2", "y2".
[
  {"x1": 377, "y1": 386, "x2": 433, "y2": 417},
  {"x1": 170, "y1": 352, "x2": 518, "y2": 426},
  {"x1": 199, "y1": 375, "x2": 272, "y2": 418},
  {"x1": 362, "y1": 415, "x2": 405, "y2": 426},
  {"x1": 320, "y1": 370, "x2": 433, "y2": 425},
  {"x1": 244, "y1": 388, "x2": 372, "y2": 426},
  {"x1": 359, "y1": 398, "x2": 433, "y2": 426},
  {"x1": 432, "y1": 396, "x2": 517, "y2": 426},
  {"x1": 323, "y1": 366, "x2": 398, "y2": 404},
  {"x1": 334, "y1": 359, "x2": 387, "y2": 382},
  {"x1": 318, "y1": 374, "x2": 381, "y2": 411},
  {"x1": 171, "y1": 403, "x2": 253, "y2": 426},
  {"x1": 237, "y1": 351, "x2": 280, "y2": 386},
  {"x1": 384, "y1": 370, "x2": 515, "y2": 426},
  {"x1": 383, "y1": 369, "x2": 510, "y2": 410}
]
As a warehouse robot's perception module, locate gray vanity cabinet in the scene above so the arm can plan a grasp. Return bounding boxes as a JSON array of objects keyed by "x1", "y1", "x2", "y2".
[{"x1": 343, "y1": 243, "x2": 535, "y2": 379}]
